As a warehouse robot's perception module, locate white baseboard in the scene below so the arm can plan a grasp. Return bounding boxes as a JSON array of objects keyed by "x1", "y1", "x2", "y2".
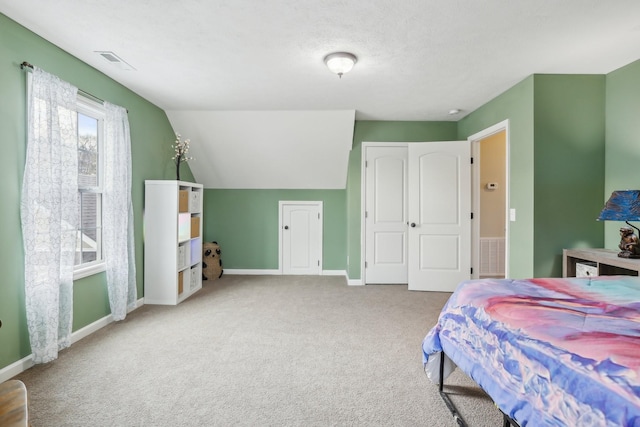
[
  {"x1": 347, "y1": 279, "x2": 363, "y2": 286},
  {"x1": 225, "y1": 269, "x2": 354, "y2": 282},
  {"x1": 70, "y1": 312, "x2": 113, "y2": 345},
  {"x1": 0, "y1": 355, "x2": 34, "y2": 383},
  {"x1": 0, "y1": 298, "x2": 144, "y2": 383},
  {"x1": 322, "y1": 270, "x2": 347, "y2": 276},
  {"x1": 70, "y1": 298, "x2": 143, "y2": 345},
  {"x1": 224, "y1": 269, "x2": 280, "y2": 275}
]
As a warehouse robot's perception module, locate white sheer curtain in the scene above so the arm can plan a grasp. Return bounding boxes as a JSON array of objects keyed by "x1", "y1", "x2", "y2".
[
  {"x1": 103, "y1": 102, "x2": 137, "y2": 320},
  {"x1": 21, "y1": 67, "x2": 78, "y2": 363}
]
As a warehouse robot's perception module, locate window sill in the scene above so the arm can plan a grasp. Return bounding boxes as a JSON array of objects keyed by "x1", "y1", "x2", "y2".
[{"x1": 74, "y1": 262, "x2": 106, "y2": 281}]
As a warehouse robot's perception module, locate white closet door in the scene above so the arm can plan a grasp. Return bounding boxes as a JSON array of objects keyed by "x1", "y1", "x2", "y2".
[
  {"x1": 281, "y1": 202, "x2": 322, "y2": 275},
  {"x1": 364, "y1": 145, "x2": 408, "y2": 284},
  {"x1": 408, "y1": 141, "x2": 471, "y2": 292}
]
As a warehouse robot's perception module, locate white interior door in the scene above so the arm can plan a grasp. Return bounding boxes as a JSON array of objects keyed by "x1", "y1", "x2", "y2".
[
  {"x1": 364, "y1": 145, "x2": 408, "y2": 284},
  {"x1": 281, "y1": 201, "x2": 322, "y2": 275},
  {"x1": 408, "y1": 141, "x2": 471, "y2": 291}
]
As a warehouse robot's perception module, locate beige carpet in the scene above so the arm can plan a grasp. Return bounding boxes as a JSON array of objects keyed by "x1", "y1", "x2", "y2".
[{"x1": 13, "y1": 275, "x2": 503, "y2": 426}]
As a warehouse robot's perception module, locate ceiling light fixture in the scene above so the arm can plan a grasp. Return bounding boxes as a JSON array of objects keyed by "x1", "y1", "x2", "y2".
[
  {"x1": 448, "y1": 109, "x2": 462, "y2": 115},
  {"x1": 324, "y1": 52, "x2": 357, "y2": 78}
]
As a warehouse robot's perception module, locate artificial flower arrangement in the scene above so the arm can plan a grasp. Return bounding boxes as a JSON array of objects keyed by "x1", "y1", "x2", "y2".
[{"x1": 172, "y1": 133, "x2": 193, "y2": 180}]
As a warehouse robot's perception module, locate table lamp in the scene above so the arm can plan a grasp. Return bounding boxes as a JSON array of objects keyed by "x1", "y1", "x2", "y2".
[{"x1": 597, "y1": 190, "x2": 640, "y2": 258}]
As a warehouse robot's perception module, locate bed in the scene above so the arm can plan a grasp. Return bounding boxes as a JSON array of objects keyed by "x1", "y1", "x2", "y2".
[{"x1": 422, "y1": 275, "x2": 640, "y2": 427}]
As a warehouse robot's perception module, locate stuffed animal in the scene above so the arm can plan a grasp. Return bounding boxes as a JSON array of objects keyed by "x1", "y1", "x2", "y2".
[{"x1": 202, "y1": 241, "x2": 223, "y2": 281}]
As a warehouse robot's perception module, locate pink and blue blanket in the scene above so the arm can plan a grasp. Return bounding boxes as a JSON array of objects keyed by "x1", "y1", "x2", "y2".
[{"x1": 422, "y1": 276, "x2": 640, "y2": 426}]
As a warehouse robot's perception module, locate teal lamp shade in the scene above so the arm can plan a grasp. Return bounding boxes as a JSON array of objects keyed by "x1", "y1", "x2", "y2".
[{"x1": 597, "y1": 190, "x2": 640, "y2": 221}]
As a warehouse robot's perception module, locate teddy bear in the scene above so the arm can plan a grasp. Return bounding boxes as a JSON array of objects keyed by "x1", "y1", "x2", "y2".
[{"x1": 202, "y1": 241, "x2": 223, "y2": 281}]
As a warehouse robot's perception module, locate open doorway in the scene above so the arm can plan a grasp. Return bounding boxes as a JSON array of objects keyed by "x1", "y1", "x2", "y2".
[{"x1": 470, "y1": 121, "x2": 509, "y2": 279}]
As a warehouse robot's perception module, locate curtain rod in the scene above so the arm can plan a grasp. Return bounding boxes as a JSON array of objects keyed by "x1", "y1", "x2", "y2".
[{"x1": 20, "y1": 60, "x2": 126, "y2": 111}]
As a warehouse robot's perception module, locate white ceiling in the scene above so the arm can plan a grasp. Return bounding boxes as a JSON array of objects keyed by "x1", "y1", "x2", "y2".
[
  {"x1": 3, "y1": 1, "x2": 640, "y2": 188},
  {"x1": 3, "y1": 0, "x2": 640, "y2": 121}
]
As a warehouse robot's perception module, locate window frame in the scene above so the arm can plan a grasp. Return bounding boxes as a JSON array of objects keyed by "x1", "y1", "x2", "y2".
[{"x1": 74, "y1": 96, "x2": 106, "y2": 280}]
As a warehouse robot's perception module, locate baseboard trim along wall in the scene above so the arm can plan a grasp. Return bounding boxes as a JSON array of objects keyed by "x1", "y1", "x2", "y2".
[
  {"x1": 0, "y1": 355, "x2": 33, "y2": 384},
  {"x1": 225, "y1": 269, "x2": 350, "y2": 279},
  {"x1": 322, "y1": 270, "x2": 346, "y2": 276},
  {"x1": 224, "y1": 269, "x2": 280, "y2": 275},
  {"x1": 0, "y1": 298, "x2": 144, "y2": 383}
]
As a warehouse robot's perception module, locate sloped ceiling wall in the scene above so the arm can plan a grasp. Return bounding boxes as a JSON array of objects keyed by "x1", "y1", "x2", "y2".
[{"x1": 166, "y1": 110, "x2": 355, "y2": 189}]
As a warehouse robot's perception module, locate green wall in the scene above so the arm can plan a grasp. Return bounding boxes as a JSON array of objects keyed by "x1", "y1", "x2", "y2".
[
  {"x1": 604, "y1": 59, "x2": 640, "y2": 249},
  {"x1": 532, "y1": 75, "x2": 605, "y2": 276},
  {"x1": 345, "y1": 121, "x2": 458, "y2": 280},
  {"x1": 3, "y1": 9, "x2": 640, "y2": 375},
  {"x1": 0, "y1": 14, "x2": 192, "y2": 371},
  {"x1": 457, "y1": 77, "x2": 535, "y2": 278},
  {"x1": 203, "y1": 189, "x2": 346, "y2": 270},
  {"x1": 457, "y1": 75, "x2": 606, "y2": 278}
]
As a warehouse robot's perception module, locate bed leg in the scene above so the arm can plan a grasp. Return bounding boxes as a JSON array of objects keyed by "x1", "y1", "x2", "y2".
[
  {"x1": 439, "y1": 352, "x2": 445, "y2": 392},
  {"x1": 436, "y1": 353, "x2": 518, "y2": 427},
  {"x1": 502, "y1": 411, "x2": 521, "y2": 427},
  {"x1": 438, "y1": 352, "x2": 468, "y2": 427}
]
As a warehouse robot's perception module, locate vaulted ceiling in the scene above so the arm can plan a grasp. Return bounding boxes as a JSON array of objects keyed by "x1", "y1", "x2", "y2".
[{"x1": 3, "y1": 1, "x2": 640, "y2": 187}]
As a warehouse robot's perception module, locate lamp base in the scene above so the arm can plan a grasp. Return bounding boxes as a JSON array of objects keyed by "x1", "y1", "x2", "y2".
[
  {"x1": 618, "y1": 227, "x2": 640, "y2": 258},
  {"x1": 618, "y1": 251, "x2": 640, "y2": 259}
]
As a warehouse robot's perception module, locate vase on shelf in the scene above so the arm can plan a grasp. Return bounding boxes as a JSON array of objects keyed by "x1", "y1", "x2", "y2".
[{"x1": 175, "y1": 155, "x2": 182, "y2": 181}]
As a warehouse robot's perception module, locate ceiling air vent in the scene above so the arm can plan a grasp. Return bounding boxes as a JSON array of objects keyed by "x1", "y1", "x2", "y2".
[{"x1": 94, "y1": 51, "x2": 136, "y2": 71}]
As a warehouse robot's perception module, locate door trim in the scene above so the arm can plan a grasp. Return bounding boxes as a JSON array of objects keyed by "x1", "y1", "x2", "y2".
[
  {"x1": 361, "y1": 142, "x2": 408, "y2": 285},
  {"x1": 468, "y1": 120, "x2": 510, "y2": 279},
  {"x1": 278, "y1": 200, "x2": 323, "y2": 275}
]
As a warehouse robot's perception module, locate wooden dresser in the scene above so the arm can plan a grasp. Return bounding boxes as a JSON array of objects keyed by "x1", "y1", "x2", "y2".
[{"x1": 563, "y1": 248, "x2": 640, "y2": 277}]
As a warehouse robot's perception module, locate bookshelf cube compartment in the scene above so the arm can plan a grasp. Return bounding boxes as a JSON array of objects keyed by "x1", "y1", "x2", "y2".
[
  {"x1": 182, "y1": 268, "x2": 190, "y2": 293},
  {"x1": 178, "y1": 213, "x2": 191, "y2": 242},
  {"x1": 190, "y1": 238, "x2": 202, "y2": 265},
  {"x1": 190, "y1": 216, "x2": 200, "y2": 238},
  {"x1": 190, "y1": 265, "x2": 201, "y2": 290},
  {"x1": 177, "y1": 244, "x2": 187, "y2": 270},
  {"x1": 179, "y1": 190, "x2": 189, "y2": 212},
  {"x1": 189, "y1": 191, "x2": 201, "y2": 213},
  {"x1": 178, "y1": 271, "x2": 184, "y2": 294}
]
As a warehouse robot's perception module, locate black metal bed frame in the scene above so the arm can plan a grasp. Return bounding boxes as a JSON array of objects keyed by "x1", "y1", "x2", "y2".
[{"x1": 437, "y1": 352, "x2": 521, "y2": 427}]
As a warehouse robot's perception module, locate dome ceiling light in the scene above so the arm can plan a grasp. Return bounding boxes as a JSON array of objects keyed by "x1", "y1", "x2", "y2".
[{"x1": 324, "y1": 52, "x2": 357, "y2": 78}]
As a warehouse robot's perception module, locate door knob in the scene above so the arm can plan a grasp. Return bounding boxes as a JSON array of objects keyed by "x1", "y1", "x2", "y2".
[
  {"x1": 410, "y1": 223, "x2": 416, "y2": 228},
  {"x1": 284, "y1": 225, "x2": 289, "y2": 230}
]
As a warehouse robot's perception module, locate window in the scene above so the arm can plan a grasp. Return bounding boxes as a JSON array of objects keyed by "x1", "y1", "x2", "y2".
[{"x1": 74, "y1": 97, "x2": 105, "y2": 279}]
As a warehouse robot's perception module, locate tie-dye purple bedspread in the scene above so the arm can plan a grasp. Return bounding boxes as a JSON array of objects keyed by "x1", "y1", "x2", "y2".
[{"x1": 422, "y1": 276, "x2": 640, "y2": 426}]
